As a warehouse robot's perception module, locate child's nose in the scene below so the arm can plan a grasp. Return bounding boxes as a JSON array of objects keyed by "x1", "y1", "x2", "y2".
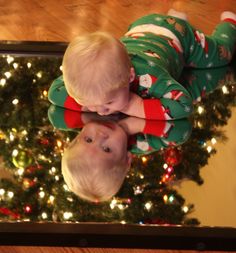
[
  {"x1": 96, "y1": 130, "x2": 109, "y2": 139},
  {"x1": 97, "y1": 107, "x2": 109, "y2": 115}
]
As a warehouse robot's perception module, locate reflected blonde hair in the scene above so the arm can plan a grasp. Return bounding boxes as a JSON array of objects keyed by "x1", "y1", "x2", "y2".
[
  {"x1": 61, "y1": 138, "x2": 129, "y2": 202},
  {"x1": 62, "y1": 31, "x2": 131, "y2": 104}
]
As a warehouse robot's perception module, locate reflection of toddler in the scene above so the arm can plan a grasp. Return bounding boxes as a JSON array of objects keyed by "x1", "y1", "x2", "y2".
[
  {"x1": 49, "y1": 106, "x2": 191, "y2": 202},
  {"x1": 49, "y1": 10, "x2": 236, "y2": 120}
]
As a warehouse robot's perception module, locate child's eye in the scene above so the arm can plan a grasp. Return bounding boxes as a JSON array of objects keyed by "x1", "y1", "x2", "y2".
[
  {"x1": 106, "y1": 101, "x2": 113, "y2": 105},
  {"x1": 85, "y1": 137, "x2": 93, "y2": 143},
  {"x1": 102, "y1": 146, "x2": 111, "y2": 153}
]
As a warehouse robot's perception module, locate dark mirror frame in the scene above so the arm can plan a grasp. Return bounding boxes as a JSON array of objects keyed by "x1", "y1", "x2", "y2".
[{"x1": 0, "y1": 41, "x2": 236, "y2": 251}]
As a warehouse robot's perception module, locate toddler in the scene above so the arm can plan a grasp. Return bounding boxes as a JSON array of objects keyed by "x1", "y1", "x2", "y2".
[{"x1": 48, "y1": 10, "x2": 236, "y2": 120}]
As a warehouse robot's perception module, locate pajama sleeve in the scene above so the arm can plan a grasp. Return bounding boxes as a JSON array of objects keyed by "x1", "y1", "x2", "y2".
[
  {"x1": 48, "y1": 104, "x2": 84, "y2": 130},
  {"x1": 48, "y1": 75, "x2": 82, "y2": 111},
  {"x1": 131, "y1": 68, "x2": 193, "y2": 120},
  {"x1": 130, "y1": 118, "x2": 192, "y2": 155}
]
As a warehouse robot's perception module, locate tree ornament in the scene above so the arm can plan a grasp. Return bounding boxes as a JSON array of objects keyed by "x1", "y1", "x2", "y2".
[
  {"x1": 12, "y1": 150, "x2": 32, "y2": 169},
  {"x1": 24, "y1": 205, "x2": 32, "y2": 214},
  {"x1": 40, "y1": 138, "x2": 49, "y2": 145},
  {"x1": 163, "y1": 147, "x2": 182, "y2": 166},
  {"x1": 25, "y1": 164, "x2": 42, "y2": 174},
  {"x1": 23, "y1": 178, "x2": 36, "y2": 189}
]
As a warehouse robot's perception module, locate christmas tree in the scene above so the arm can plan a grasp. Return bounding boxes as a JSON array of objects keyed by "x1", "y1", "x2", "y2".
[{"x1": 0, "y1": 54, "x2": 235, "y2": 225}]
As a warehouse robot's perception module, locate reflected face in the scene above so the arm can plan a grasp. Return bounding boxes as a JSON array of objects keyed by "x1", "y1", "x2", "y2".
[
  {"x1": 70, "y1": 121, "x2": 130, "y2": 167},
  {"x1": 79, "y1": 86, "x2": 130, "y2": 116}
]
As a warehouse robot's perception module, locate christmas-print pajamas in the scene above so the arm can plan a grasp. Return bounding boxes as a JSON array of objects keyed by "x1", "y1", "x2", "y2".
[
  {"x1": 48, "y1": 13, "x2": 236, "y2": 120},
  {"x1": 121, "y1": 13, "x2": 236, "y2": 120}
]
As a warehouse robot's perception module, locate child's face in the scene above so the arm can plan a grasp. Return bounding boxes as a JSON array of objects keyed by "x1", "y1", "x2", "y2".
[
  {"x1": 71, "y1": 121, "x2": 131, "y2": 168},
  {"x1": 80, "y1": 86, "x2": 130, "y2": 116}
]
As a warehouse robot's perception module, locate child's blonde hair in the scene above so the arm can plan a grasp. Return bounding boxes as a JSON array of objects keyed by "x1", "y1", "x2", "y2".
[
  {"x1": 61, "y1": 139, "x2": 129, "y2": 202},
  {"x1": 62, "y1": 31, "x2": 131, "y2": 104}
]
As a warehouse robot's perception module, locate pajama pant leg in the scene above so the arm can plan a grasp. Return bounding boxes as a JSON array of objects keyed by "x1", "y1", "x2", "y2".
[
  {"x1": 185, "y1": 21, "x2": 236, "y2": 68},
  {"x1": 130, "y1": 14, "x2": 236, "y2": 69},
  {"x1": 179, "y1": 65, "x2": 236, "y2": 102}
]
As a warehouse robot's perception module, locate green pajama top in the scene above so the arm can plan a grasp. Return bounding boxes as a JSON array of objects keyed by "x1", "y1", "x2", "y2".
[{"x1": 48, "y1": 14, "x2": 236, "y2": 120}]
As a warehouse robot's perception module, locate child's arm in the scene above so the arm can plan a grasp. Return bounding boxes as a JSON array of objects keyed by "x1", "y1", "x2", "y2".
[
  {"x1": 121, "y1": 84, "x2": 193, "y2": 120},
  {"x1": 48, "y1": 76, "x2": 84, "y2": 111}
]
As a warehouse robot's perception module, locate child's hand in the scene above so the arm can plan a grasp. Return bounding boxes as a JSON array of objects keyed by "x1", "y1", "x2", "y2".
[
  {"x1": 118, "y1": 116, "x2": 146, "y2": 135},
  {"x1": 121, "y1": 92, "x2": 145, "y2": 118},
  {"x1": 81, "y1": 106, "x2": 91, "y2": 112}
]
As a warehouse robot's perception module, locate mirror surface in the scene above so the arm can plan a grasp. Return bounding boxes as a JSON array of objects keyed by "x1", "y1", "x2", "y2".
[{"x1": 0, "y1": 52, "x2": 235, "y2": 227}]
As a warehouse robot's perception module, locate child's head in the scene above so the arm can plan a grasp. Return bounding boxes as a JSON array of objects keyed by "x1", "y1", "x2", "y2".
[
  {"x1": 61, "y1": 121, "x2": 132, "y2": 202},
  {"x1": 62, "y1": 32, "x2": 131, "y2": 116}
]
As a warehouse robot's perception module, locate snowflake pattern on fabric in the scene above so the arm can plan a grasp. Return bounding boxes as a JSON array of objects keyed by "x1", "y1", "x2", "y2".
[
  {"x1": 221, "y1": 33, "x2": 229, "y2": 38},
  {"x1": 148, "y1": 60, "x2": 156, "y2": 67},
  {"x1": 154, "y1": 17, "x2": 162, "y2": 22},
  {"x1": 184, "y1": 106, "x2": 191, "y2": 112},
  {"x1": 206, "y1": 73, "x2": 212, "y2": 80},
  {"x1": 207, "y1": 62, "x2": 214, "y2": 67}
]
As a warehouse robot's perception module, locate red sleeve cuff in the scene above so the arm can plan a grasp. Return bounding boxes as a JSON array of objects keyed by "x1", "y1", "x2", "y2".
[
  {"x1": 64, "y1": 110, "x2": 84, "y2": 128},
  {"x1": 143, "y1": 120, "x2": 166, "y2": 137},
  {"x1": 143, "y1": 99, "x2": 165, "y2": 120},
  {"x1": 64, "y1": 96, "x2": 82, "y2": 111}
]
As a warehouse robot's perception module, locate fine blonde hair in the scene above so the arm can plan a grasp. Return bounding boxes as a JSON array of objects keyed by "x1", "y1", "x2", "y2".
[
  {"x1": 61, "y1": 139, "x2": 129, "y2": 202},
  {"x1": 62, "y1": 31, "x2": 131, "y2": 104}
]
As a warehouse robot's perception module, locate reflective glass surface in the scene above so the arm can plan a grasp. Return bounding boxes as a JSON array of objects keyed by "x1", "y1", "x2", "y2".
[{"x1": 0, "y1": 52, "x2": 235, "y2": 227}]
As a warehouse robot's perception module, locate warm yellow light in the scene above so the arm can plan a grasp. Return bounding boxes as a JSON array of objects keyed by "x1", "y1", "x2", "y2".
[
  {"x1": 142, "y1": 156, "x2": 147, "y2": 163},
  {"x1": 197, "y1": 106, "x2": 204, "y2": 114}
]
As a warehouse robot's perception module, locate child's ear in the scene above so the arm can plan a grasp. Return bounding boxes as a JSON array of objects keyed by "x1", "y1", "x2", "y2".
[
  {"x1": 129, "y1": 67, "x2": 135, "y2": 83},
  {"x1": 126, "y1": 151, "x2": 133, "y2": 170}
]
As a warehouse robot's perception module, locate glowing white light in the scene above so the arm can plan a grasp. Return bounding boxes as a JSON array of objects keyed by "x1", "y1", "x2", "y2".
[
  {"x1": 183, "y1": 206, "x2": 189, "y2": 213},
  {"x1": 12, "y1": 99, "x2": 19, "y2": 105},
  {"x1": 197, "y1": 106, "x2": 204, "y2": 114},
  {"x1": 9, "y1": 132, "x2": 15, "y2": 141},
  {"x1": 27, "y1": 62, "x2": 32, "y2": 68},
  {"x1": 63, "y1": 184, "x2": 69, "y2": 191},
  {"x1": 12, "y1": 149, "x2": 18, "y2": 157},
  {"x1": 211, "y1": 138, "x2": 217, "y2": 145},
  {"x1": 110, "y1": 199, "x2": 118, "y2": 209},
  {"x1": 118, "y1": 204, "x2": 124, "y2": 210},
  {"x1": 63, "y1": 212, "x2": 73, "y2": 220},
  {"x1": 36, "y1": 72, "x2": 42, "y2": 78},
  {"x1": 169, "y1": 195, "x2": 174, "y2": 202},
  {"x1": 0, "y1": 189, "x2": 5, "y2": 196},
  {"x1": 22, "y1": 130, "x2": 28, "y2": 135},
  {"x1": 17, "y1": 168, "x2": 24, "y2": 176},
  {"x1": 145, "y1": 202, "x2": 152, "y2": 210},
  {"x1": 13, "y1": 63, "x2": 18, "y2": 69},
  {"x1": 39, "y1": 191, "x2": 45, "y2": 198},
  {"x1": 51, "y1": 167, "x2": 56, "y2": 173},
  {"x1": 8, "y1": 191, "x2": 14, "y2": 198},
  {"x1": 222, "y1": 85, "x2": 229, "y2": 94},
  {"x1": 67, "y1": 197, "x2": 73, "y2": 202},
  {"x1": 120, "y1": 220, "x2": 126, "y2": 224},
  {"x1": 41, "y1": 212, "x2": 48, "y2": 219},
  {"x1": 55, "y1": 175, "x2": 60, "y2": 181},
  {"x1": 207, "y1": 146, "x2": 212, "y2": 153},
  {"x1": 60, "y1": 65, "x2": 63, "y2": 71},
  {"x1": 0, "y1": 78, "x2": 6, "y2": 86},
  {"x1": 163, "y1": 163, "x2": 168, "y2": 169},
  {"x1": 4, "y1": 72, "x2": 11, "y2": 78},
  {"x1": 49, "y1": 195, "x2": 55, "y2": 202},
  {"x1": 7, "y1": 56, "x2": 14, "y2": 64}
]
